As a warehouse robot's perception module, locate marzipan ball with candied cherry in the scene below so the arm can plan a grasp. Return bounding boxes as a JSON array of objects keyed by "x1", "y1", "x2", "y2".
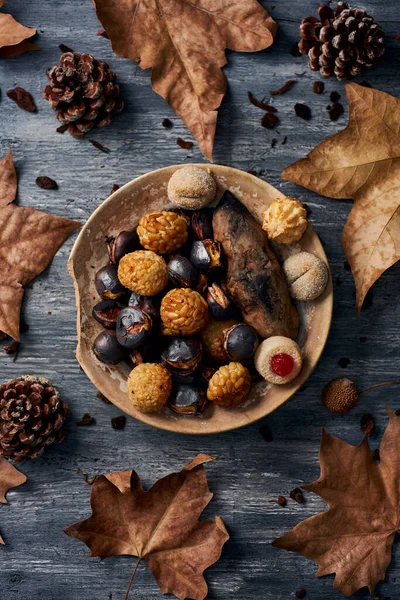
[
  {"x1": 137, "y1": 210, "x2": 188, "y2": 255},
  {"x1": 207, "y1": 362, "x2": 251, "y2": 407},
  {"x1": 254, "y1": 336, "x2": 302, "y2": 385},
  {"x1": 118, "y1": 250, "x2": 168, "y2": 296},
  {"x1": 127, "y1": 363, "x2": 172, "y2": 413},
  {"x1": 262, "y1": 197, "x2": 308, "y2": 245},
  {"x1": 160, "y1": 288, "x2": 209, "y2": 336}
]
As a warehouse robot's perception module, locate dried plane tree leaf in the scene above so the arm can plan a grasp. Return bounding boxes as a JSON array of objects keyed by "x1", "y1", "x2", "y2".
[
  {"x1": 0, "y1": 150, "x2": 80, "y2": 340},
  {"x1": 273, "y1": 409, "x2": 400, "y2": 597},
  {"x1": 282, "y1": 83, "x2": 400, "y2": 312},
  {"x1": 0, "y1": 456, "x2": 26, "y2": 544},
  {"x1": 0, "y1": 1, "x2": 40, "y2": 58},
  {"x1": 92, "y1": 0, "x2": 277, "y2": 161},
  {"x1": 65, "y1": 454, "x2": 229, "y2": 600}
]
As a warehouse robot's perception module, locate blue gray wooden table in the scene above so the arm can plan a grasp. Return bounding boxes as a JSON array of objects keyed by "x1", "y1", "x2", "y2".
[{"x1": 0, "y1": 1, "x2": 399, "y2": 598}]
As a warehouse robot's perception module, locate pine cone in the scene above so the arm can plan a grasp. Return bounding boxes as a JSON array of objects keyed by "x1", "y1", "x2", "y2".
[
  {"x1": 0, "y1": 376, "x2": 69, "y2": 462},
  {"x1": 43, "y1": 52, "x2": 124, "y2": 137},
  {"x1": 299, "y1": 2, "x2": 385, "y2": 80}
]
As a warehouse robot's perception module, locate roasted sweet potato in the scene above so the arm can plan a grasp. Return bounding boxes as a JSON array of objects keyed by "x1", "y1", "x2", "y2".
[{"x1": 212, "y1": 191, "x2": 299, "y2": 339}]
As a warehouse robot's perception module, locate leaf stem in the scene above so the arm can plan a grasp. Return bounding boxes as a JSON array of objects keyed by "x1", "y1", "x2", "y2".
[
  {"x1": 124, "y1": 556, "x2": 141, "y2": 600},
  {"x1": 359, "y1": 381, "x2": 400, "y2": 394}
]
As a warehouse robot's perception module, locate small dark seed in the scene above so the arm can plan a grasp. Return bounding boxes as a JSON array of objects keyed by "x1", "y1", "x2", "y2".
[
  {"x1": 277, "y1": 495, "x2": 286, "y2": 506},
  {"x1": 6, "y1": 87, "x2": 37, "y2": 112},
  {"x1": 76, "y1": 413, "x2": 95, "y2": 426},
  {"x1": 260, "y1": 424, "x2": 273, "y2": 442},
  {"x1": 36, "y1": 176, "x2": 58, "y2": 190},
  {"x1": 360, "y1": 336, "x2": 367, "y2": 343},
  {"x1": 328, "y1": 101, "x2": 344, "y2": 121},
  {"x1": 360, "y1": 413, "x2": 374, "y2": 436},
  {"x1": 59, "y1": 43, "x2": 74, "y2": 53},
  {"x1": 290, "y1": 487, "x2": 303, "y2": 504},
  {"x1": 111, "y1": 415, "x2": 126, "y2": 429},
  {"x1": 313, "y1": 81, "x2": 324, "y2": 94},
  {"x1": 162, "y1": 118, "x2": 173, "y2": 128},
  {"x1": 338, "y1": 357, "x2": 350, "y2": 368},
  {"x1": 176, "y1": 137, "x2": 193, "y2": 150},
  {"x1": 294, "y1": 103, "x2": 311, "y2": 120},
  {"x1": 56, "y1": 124, "x2": 69, "y2": 134},
  {"x1": 282, "y1": 135, "x2": 287, "y2": 145},
  {"x1": 261, "y1": 112, "x2": 278, "y2": 128},
  {"x1": 295, "y1": 589, "x2": 306, "y2": 599},
  {"x1": 330, "y1": 91, "x2": 341, "y2": 102},
  {"x1": 271, "y1": 138, "x2": 277, "y2": 147}
]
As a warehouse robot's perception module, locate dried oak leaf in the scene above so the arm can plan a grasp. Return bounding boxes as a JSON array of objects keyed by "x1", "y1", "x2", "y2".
[
  {"x1": 0, "y1": 0, "x2": 40, "y2": 58},
  {"x1": 0, "y1": 456, "x2": 26, "y2": 544},
  {"x1": 273, "y1": 409, "x2": 400, "y2": 597},
  {"x1": 92, "y1": 0, "x2": 277, "y2": 161},
  {"x1": 0, "y1": 150, "x2": 80, "y2": 340},
  {"x1": 282, "y1": 83, "x2": 400, "y2": 312},
  {"x1": 65, "y1": 454, "x2": 229, "y2": 600}
]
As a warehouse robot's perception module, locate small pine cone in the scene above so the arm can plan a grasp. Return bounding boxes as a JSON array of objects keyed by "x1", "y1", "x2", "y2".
[
  {"x1": 118, "y1": 250, "x2": 168, "y2": 296},
  {"x1": 0, "y1": 376, "x2": 69, "y2": 462},
  {"x1": 161, "y1": 288, "x2": 209, "y2": 336},
  {"x1": 137, "y1": 211, "x2": 188, "y2": 255},
  {"x1": 299, "y1": 2, "x2": 385, "y2": 80},
  {"x1": 127, "y1": 363, "x2": 172, "y2": 413},
  {"x1": 43, "y1": 52, "x2": 124, "y2": 137},
  {"x1": 207, "y1": 362, "x2": 251, "y2": 407}
]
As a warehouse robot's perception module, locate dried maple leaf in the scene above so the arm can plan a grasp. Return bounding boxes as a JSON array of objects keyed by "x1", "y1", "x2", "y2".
[
  {"x1": 92, "y1": 0, "x2": 277, "y2": 160},
  {"x1": 0, "y1": 0, "x2": 40, "y2": 58},
  {"x1": 273, "y1": 409, "x2": 400, "y2": 597},
  {"x1": 282, "y1": 83, "x2": 400, "y2": 312},
  {"x1": 65, "y1": 454, "x2": 229, "y2": 600},
  {"x1": 0, "y1": 456, "x2": 26, "y2": 544},
  {"x1": 0, "y1": 150, "x2": 80, "y2": 340}
]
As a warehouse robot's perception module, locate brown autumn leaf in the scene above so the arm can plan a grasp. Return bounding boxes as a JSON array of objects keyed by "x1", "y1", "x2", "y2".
[
  {"x1": 92, "y1": 0, "x2": 277, "y2": 161},
  {"x1": 273, "y1": 409, "x2": 400, "y2": 597},
  {"x1": 0, "y1": 150, "x2": 80, "y2": 340},
  {"x1": 0, "y1": 0, "x2": 40, "y2": 58},
  {"x1": 282, "y1": 83, "x2": 400, "y2": 312},
  {"x1": 65, "y1": 454, "x2": 230, "y2": 600},
  {"x1": 0, "y1": 456, "x2": 26, "y2": 544}
]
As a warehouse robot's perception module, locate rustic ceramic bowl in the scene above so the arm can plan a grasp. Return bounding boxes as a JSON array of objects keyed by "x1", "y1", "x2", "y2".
[{"x1": 68, "y1": 164, "x2": 333, "y2": 434}]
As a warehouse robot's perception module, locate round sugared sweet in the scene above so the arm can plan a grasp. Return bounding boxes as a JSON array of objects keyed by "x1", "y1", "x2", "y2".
[
  {"x1": 118, "y1": 250, "x2": 168, "y2": 296},
  {"x1": 127, "y1": 363, "x2": 172, "y2": 413},
  {"x1": 283, "y1": 252, "x2": 328, "y2": 301},
  {"x1": 254, "y1": 336, "x2": 302, "y2": 385},
  {"x1": 167, "y1": 166, "x2": 216, "y2": 210},
  {"x1": 262, "y1": 197, "x2": 308, "y2": 244}
]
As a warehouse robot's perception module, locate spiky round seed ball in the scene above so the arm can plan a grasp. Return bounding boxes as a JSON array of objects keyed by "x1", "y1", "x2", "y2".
[
  {"x1": 200, "y1": 319, "x2": 238, "y2": 362},
  {"x1": 167, "y1": 166, "x2": 217, "y2": 210},
  {"x1": 322, "y1": 378, "x2": 359, "y2": 414},
  {"x1": 160, "y1": 288, "x2": 209, "y2": 336},
  {"x1": 262, "y1": 197, "x2": 308, "y2": 244},
  {"x1": 207, "y1": 362, "x2": 251, "y2": 407},
  {"x1": 127, "y1": 363, "x2": 172, "y2": 413},
  {"x1": 137, "y1": 211, "x2": 188, "y2": 255},
  {"x1": 118, "y1": 250, "x2": 168, "y2": 296}
]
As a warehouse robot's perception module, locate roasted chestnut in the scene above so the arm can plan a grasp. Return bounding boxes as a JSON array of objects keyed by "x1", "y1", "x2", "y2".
[
  {"x1": 107, "y1": 230, "x2": 138, "y2": 264},
  {"x1": 93, "y1": 330, "x2": 124, "y2": 364},
  {"x1": 206, "y1": 283, "x2": 238, "y2": 320},
  {"x1": 169, "y1": 384, "x2": 207, "y2": 415},
  {"x1": 196, "y1": 274, "x2": 209, "y2": 295},
  {"x1": 128, "y1": 292, "x2": 159, "y2": 319},
  {"x1": 191, "y1": 208, "x2": 214, "y2": 240},
  {"x1": 199, "y1": 366, "x2": 216, "y2": 389},
  {"x1": 190, "y1": 240, "x2": 223, "y2": 273},
  {"x1": 167, "y1": 255, "x2": 198, "y2": 288},
  {"x1": 223, "y1": 323, "x2": 259, "y2": 361},
  {"x1": 161, "y1": 338, "x2": 202, "y2": 375},
  {"x1": 95, "y1": 264, "x2": 126, "y2": 300},
  {"x1": 92, "y1": 299, "x2": 124, "y2": 329},
  {"x1": 116, "y1": 307, "x2": 152, "y2": 349}
]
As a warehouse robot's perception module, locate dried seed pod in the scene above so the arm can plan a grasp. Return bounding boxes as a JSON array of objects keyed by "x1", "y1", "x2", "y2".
[
  {"x1": 161, "y1": 338, "x2": 202, "y2": 375},
  {"x1": 167, "y1": 255, "x2": 198, "y2": 288},
  {"x1": 93, "y1": 330, "x2": 124, "y2": 364},
  {"x1": 223, "y1": 323, "x2": 259, "y2": 361},
  {"x1": 169, "y1": 384, "x2": 207, "y2": 415},
  {"x1": 95, "y1": 264, "x2": 126, "y2": 300},
  {"x1": 191, "y1": 208, "x2": 214, "y2": 240},
  {"x1": 116, "y1": 307, "x2": 152, "y2": 349},
  {"x1": 190, "y1": 240, "x2": 223, "y2": 273},
  {"x1": 322, "y1": 378, "x2": 359, "y2": 413},
  {"x1": 92, "y1": 299, "x2": 124, "y2": 329},
  {"x1": 107, "y1": 230, "x2": 138, "y2": 264},
  {"x1": 206, "y1": 283, "x2": 238, "y2": 320}
]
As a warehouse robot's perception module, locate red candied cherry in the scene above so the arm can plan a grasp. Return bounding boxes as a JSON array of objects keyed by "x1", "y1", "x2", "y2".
[
  {"x1": 254, "y1": 336, "x2": 303, "y2": 385},
  {"x1": 271, "y1": 353, "x2": 295, "y2": 378}
]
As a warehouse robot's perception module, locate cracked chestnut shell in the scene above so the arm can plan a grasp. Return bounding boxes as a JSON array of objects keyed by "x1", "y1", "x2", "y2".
[
  {"x1": 95, "y1": 264, "x2": 126, "y2": 300},
  {"x1": 190, "y1": 240, "x2": 223, "y2": 273},
  {"x1": 167, "y1": 255, "x2": 198, "y2": 288},
  {"x1": 93, "y1": 331, "x2": 124, "y2": 364},
  {"x1": 161, "y1": 338, "x2": 202, "y2": 375},
  {"x1": 206, "y1": 283, "x2": 238, "y2": 320},
  {"x1": 128, "y1": 292, "x2": 160, "y2": 319},
  {"x1": 116, "y1": 307, "x2": 152, "y2": 349},
  {"x1": 223, "y1": 323, "x2": 259, "y2": 362},
  {"x1": 169, "y1": 384, "x2": 207, "y2": 415},
  {"x1": 107, "y1": 230, "x2": 139, "y2": 264},
  {"x1": 191, "y1": 208, "x2": 214, "y2": 240},
  {"x1": 92, "y1": 299, "x2": 124, "y2": 329}
]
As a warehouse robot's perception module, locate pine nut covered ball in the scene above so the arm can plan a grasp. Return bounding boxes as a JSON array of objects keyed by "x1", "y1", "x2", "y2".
[
  {"x1": 160, "y1": 288, "x2": 209, "y2": 336},
  {"x1": 118, "y1": 250, "x2": 168, "y2": 296},
  {"x1": 127, "y1": 363, "x2": 172, "y2": 413},
  {"x1": 137, "y1": 210, "x2": 188, "y2": 255},
  {"x1": 207, "y1": 362, "x2": 251, "y2": 407},
  {"x1": 283, "y1": 252, "x2": 328, "y2": 301},
  {"x1": 167, "y1": 166, "x2": 217, "y2": 210},
  {"x1": 262, "y1": 197, "x2": 308, "y2": 244}
]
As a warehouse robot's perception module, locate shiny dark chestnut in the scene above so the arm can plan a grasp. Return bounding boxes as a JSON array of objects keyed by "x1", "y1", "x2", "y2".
[
  {"x1": 107, "y1": 230, "x2": 138, "y2": 264},
  {"x1": 128, "y1": 292, "x2": 159, "y2": 319},
  {"x1": 169, "y1": 384, "x2": 207, "y2": 415},
  {"x1": 161, "y1": 338, "x2": 202, "y2": 375},
  {"x1": 206, "y1": 283, "x2": 238, "y2": 320},
  {"x1": 93, "y1": 331, "x2": 124, "y2": 364},
  {"x1": 223, "y1": 323, "x2": 259, "y2": 361},
  {"x1": 95, "y1": 264, "x2": 126, "y2": 300},
  {"x1": 92, "y1": 299, "x2": 124, "y2": 329},
  {"x1": 196, "y1": 274, "x2": 209, "y2": 295},
  {"x1": 191, "y1": 208, "x2": 214, "y2": 240},
  {"x1": 116, "y1": 307, "x2": 152, "y2": 349},
  {"x1": 190, "y1": 240, "x2": 223, "y2": 273},
  {"x1": 167, "y1": 255, "x2": 198, "y2": 288}
]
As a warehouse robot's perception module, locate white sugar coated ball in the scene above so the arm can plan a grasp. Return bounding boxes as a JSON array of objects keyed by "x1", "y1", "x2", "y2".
[{"x1": 167, "y1": 166, "x2": 216, "y2": 210}]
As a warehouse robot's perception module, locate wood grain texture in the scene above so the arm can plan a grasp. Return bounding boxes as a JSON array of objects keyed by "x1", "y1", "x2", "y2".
[{"x1": 0, "y1": 0, "x2": 399, "y2": 598}]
